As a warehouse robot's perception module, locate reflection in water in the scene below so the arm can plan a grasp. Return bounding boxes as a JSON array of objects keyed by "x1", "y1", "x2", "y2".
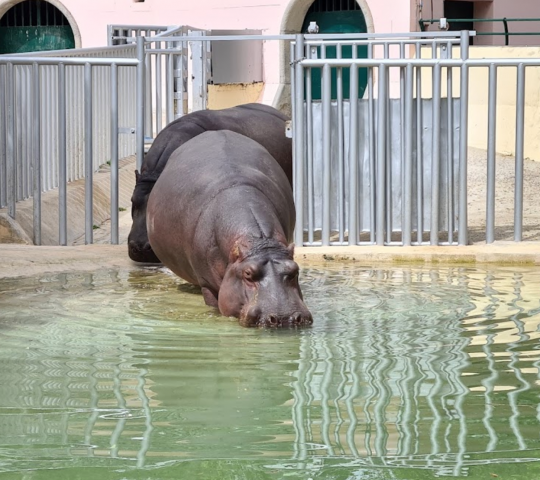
[{"x1": 0, "y1": 265, "x2": 539, "y2": 478}]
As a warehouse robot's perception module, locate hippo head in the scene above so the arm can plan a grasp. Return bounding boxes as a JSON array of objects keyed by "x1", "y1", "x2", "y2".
[
  {"x1": 127, "y1": 170, "x2": 161, "y2": 263},
  {"x1": 218, "y1": 240, "x2": 313, "y2": 328}
]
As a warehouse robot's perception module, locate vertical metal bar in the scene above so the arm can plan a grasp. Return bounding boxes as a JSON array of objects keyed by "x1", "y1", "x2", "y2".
[
  {"x1": 399, "y1": 44, "x2": 406, "y2": 244},
  {"x1": 6, "y1": 62, "x2": 15, "y2": 218},
  {"x1": 136, "y1": 36, "x2": 146, "y2": 171},
  {"x1": 111, "y1": 64, "x2": 119, "y2": 245},
  {"x1": 336, "y1": 44, "x2": 344, "y2": 243},
  {"x1": 145, "y1": 49, "x2": 153, "y2": 137},
  {"x1": 306, "y1": 66, "x2": 314, "y2": 244},
  {"x1": 416, "y1": 67, "x2": 423, "y2": 244},
  {"x1": 384, "y1": 44, "x2": 392, "y2": 244},
  {"x1": 58, "y1": 63, "x2": 67, "y2": 246},
  {"x1": 514, "y1": 63, "x2": 525, "y2": 242},
  {"x1": 349, "y1": 65, "x2": 359, "y2": 245},
  {"x1": 293, "y1": 35, "x2": 305, "y2": 247},
  {"x1": 155, "y1": 46, "x2": 162, "y2": 133},
  {"x1": 84, "y1": 62, "x2": 93, "y2": 245},
  {"x1": 0, "y1": 65, "x2": 5, "y2": 208},
  {"x1": 32, "y1": 63, "x2": 41, "y2": 245},
  {"x1": 403, "y1": 63, "x2": 414, "y2": 246},
  {"x1": 447, "y1": 56, "x2": 455, "y2": 244},
  {"x1": 367, "y1": 43, "x2": 376, "y2": 243},
  {"x1": 430, "y1": 63, "x2": 442, "y2": 245},
  {"x1": 486, "y1": 64, "x2": 497, "y2": 244},
  {"x1": 166, "y1": 44, "x2": 174, "y2": 124},
  {"x1": 376, "y1": 64, "x2": 387, "y2": 246},
  {"x1": 458, "y1": 30, "x2": 470, "y2": 245},
  {"x1": 322, "y1": 62, "x2": 331, "y2": 246}
]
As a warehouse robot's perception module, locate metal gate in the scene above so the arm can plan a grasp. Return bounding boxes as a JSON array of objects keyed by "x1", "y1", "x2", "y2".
[{"x1": 1, "y1": 28, "x2": 539, "y2": 246}]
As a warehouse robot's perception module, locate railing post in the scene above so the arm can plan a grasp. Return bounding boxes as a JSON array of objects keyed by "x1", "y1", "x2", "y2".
[
  {"x1": 293, "y1": 34, "x2": 305, "y2": 248},
  {"x1": 111, "y1": 63, "x2": 119, "y2": 245},
  {"x1": 458, "y1": 30, "x2": 470, "y2": 246},
  {"x1": 6, "y1": 62, "x2": 15, "y2": 219},
  {"x1": 376, "y1": 64, "x2": 387, "y2": 246},
  {"x1": 486, "y1": 63, "x2": 497, "y2": 244},
  {"x1": 514, "y1": 63, "x2": 525, "y2": 242},
  {"x1": 136, "y1": 36, "x2": 146, "y2": 171},
  {"x1": 84, "y1": 62, "x2": 93, "y2": 245},
  {"x1": 58, "y1": 63, "x2": 67, "y2": 246},
  {"x1": 32, "y1": 62, "x2": 41, "y2": 245}
]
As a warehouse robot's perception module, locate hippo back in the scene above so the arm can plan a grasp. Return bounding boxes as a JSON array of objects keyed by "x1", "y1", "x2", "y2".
[
  {"x1": 128, "y1": 103, "x2": 292, "y2": 263},
  {"x1": 146, "y1": 130, "x2": 295, "y2": 288}
]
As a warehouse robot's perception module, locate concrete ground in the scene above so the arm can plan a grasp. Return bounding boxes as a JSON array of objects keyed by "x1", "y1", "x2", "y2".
[{"x1": 1, "y1": 147, "x2": 539, "y2": 279}]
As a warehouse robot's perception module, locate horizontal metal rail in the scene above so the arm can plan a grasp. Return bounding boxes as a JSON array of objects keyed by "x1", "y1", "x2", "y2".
[
  {"x1": 300, "y1": 58, "x2": 540, "y2": 67},
  {"x1": 419, "y1": 17, "x2": 540, "y2": 45},
  {"x1": 133, "y1": 31, "x2": 473, "y2": 43},
  {"x1": 0, "y1": 56, "x2": 138, "y2": 66}
]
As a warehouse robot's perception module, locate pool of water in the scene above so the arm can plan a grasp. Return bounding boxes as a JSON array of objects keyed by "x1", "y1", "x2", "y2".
[{"x1": 0, "y1": 264, "x2": 539, "y2": 479}]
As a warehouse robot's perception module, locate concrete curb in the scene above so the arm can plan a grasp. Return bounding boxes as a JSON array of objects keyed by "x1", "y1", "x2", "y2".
[{"x1": 0, "y1": 242, "x2": 539, "y2": 280}]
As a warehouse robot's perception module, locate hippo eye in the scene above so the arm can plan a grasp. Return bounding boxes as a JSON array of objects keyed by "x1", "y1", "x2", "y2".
[{"x1": 243, "y1": 269, "x2": 254, "y2": 282}]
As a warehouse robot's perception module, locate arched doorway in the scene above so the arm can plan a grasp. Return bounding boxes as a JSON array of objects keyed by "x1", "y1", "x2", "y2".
[
  {"x1": 301, "y1": 0, "x2": 368, "y2": 100},
  {"x1": 275, "y1": 0, "x2": 374, "y2": 113},
  {"x1": 0, "y1": 0, "x2": 75, "y2": 54}
]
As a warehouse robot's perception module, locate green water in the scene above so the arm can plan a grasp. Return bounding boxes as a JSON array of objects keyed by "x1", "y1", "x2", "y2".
[{"x1": 0, "y1": 265, "x2": 540, "y2": 479}]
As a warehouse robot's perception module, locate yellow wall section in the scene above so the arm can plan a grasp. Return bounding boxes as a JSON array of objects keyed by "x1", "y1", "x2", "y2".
[
  {"x1": 419, "y1": 46, "x2": 540, "y2": 161},
  {"x1": 207, "y1": 82, "x2": 264, "y2": 110}
]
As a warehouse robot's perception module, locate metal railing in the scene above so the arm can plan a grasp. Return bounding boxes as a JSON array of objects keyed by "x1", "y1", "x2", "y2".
[
  {"x1": 0, "y1": 40, "x2": 144, "y2": 245},
  {"x1": 292, "y1": 30, "x2": 538, "y2": 246},
  {"x1": 292, "y1": 31, "x2": 471, "y2": 247},
  {"x1": 419, "y1": 18, "x2": 540, "y2": 45},
  {"x1": 1, "y1": 29, "x2": 538, "y2": 247}
]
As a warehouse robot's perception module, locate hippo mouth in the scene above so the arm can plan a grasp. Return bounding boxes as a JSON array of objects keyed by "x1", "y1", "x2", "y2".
[
  {"x1": 245, "y1": 312, "x2": 313, "y2": 329},
  {"x1": 128, "y1": 241, "x2": 162, "y2": 264}
]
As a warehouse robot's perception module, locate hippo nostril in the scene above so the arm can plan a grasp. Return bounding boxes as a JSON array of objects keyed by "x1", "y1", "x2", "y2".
[
  {"x1": 267, "y1": 315, "x2": 280, "y2": 327},
  {"x1": 289, "y1": 312, "x2": 302, "y2": 325}
]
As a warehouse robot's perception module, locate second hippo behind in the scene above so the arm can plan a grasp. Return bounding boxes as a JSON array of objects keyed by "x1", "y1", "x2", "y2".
[{"x1": 146, "y1": 130, "x2": 312, "y2": 328}]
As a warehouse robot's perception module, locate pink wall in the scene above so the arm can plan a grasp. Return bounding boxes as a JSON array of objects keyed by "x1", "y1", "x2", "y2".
[{"x1": 54, "y1": 0, "x2": 412, "y2": 48}]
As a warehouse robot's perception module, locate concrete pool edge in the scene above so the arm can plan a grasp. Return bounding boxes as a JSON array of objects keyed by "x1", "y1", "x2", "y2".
[{"x1": 0, "y1": 242, "x2": 539, "y2": 279}]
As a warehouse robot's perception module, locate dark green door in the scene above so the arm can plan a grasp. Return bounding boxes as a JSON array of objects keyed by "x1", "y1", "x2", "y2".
[
  {"x1": 0, "y1": 0, "x2": 75, "y2": 54},
  {"x1": 302, "y1": 0, "x2": 368, "y2": 100}
]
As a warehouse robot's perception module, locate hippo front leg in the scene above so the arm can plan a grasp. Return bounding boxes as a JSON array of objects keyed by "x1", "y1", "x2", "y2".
[{"x1": 201, "y1": 287, "x2": 219, "y2": 308}]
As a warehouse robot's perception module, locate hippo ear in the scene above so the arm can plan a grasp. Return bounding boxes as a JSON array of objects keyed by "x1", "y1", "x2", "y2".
[
  {"x1": 287, "y1": 243, "x2": 295, "y2": 259},
  {"x1": 135, "y1": 170, "x2": 140, "y2": 182}
]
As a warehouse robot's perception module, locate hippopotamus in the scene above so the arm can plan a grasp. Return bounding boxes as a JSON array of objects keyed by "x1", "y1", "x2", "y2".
[
  {"x1": 128, "y1": 103, "x2": 292, "y2": 263},
  {"x1": 146, "y1": 130, "x2": 312, "y2": 328}
]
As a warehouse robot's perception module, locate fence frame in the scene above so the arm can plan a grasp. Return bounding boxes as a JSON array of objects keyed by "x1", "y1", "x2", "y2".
[{"x1": 0, "y1": 29, "x2": 538, "y2": 247}]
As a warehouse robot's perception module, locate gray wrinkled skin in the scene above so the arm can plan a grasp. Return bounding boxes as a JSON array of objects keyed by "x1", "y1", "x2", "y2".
[
  {"x1": 147, "y1": 130, "x2": 312, "y2": 328},
  {"x1": 128, "y1": 103, "x2": 292, "y2": 263}
]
